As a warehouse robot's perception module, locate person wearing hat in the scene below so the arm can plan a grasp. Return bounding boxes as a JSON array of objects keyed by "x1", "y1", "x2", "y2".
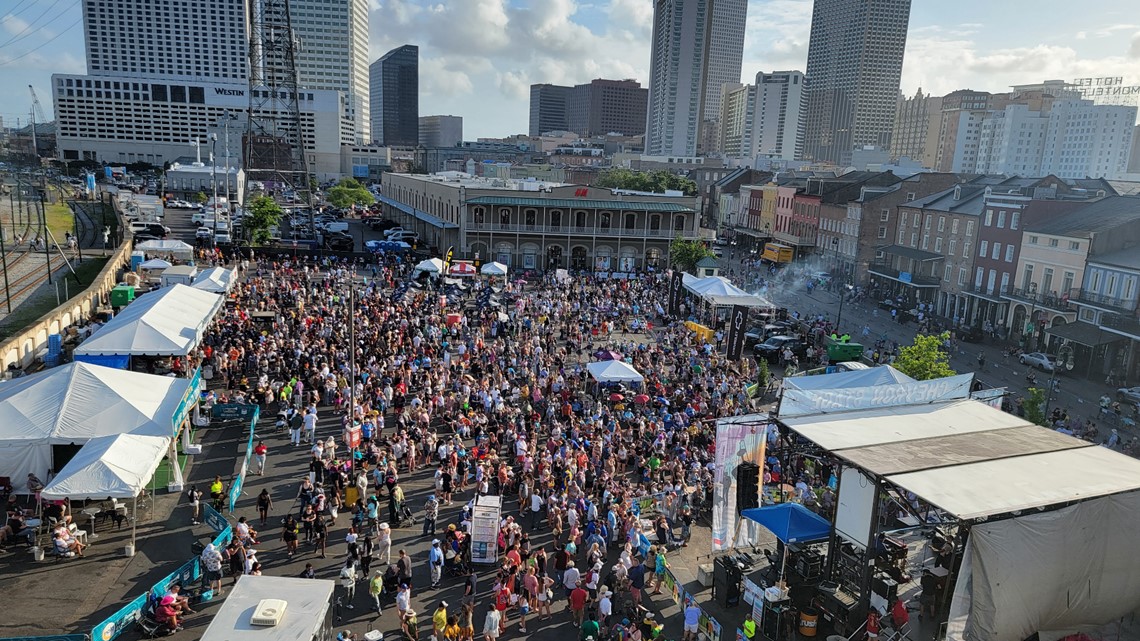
[
  {"x1": 424, "y1": 494, "x2": 439, "y2": 536},
  {"x1": 432, "y1": 602, "x2": 449, "y2": 640},
  {"x1": 429, "y1": 539, "x2": 445, "y2": 589},
  {"x1": 154, "y1": 595, "x2": 183, "y2": 633},
  {"x1": 598, "y1": 586, "x2": 613, "y2": 626},
  {"x1": 404, "y1": 607, "x2": 419, "y2": 641},
  {"x1": 377, "y1": 522, "x2": 392, "y2": 564},
  {"x1": 369, "y1": 570, "x2": 384, "y2": 613},
  {"x1": 396, "y1": 583, "x2": 411, "y2": 623}
]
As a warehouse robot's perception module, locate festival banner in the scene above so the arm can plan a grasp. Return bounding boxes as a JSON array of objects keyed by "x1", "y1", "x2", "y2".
[
  {"x1": 668, "y1": 270, "x2": 684, "y2": 317},
  {"x1": 970, "y1": 387, "x2": 1006, "y2": 409},
  {"x1": 712, "y1": 415, "x2": 769, "y2": 552},
  {"x1": 726, "y1": 305, "x2": 747, "y2": 361}
]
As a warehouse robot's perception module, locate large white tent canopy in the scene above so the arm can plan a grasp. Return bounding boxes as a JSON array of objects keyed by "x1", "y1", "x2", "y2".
[
  {"x1": 40, "y1": 434, "x2": 170, "y2": 500},
  {"x1": 190, "y1": 267, "x2": 236, "y2": 294},
  {"x1": 586, "y1": 360, "x2": 644, "y2": 383},
  {"x1": 135, "y1": 239, "x2": 195, "y2": 258},
  {"x1": 783, "y1": 365, "x2": 914, "y2": 392},
  {"x1": 413, "y1": 258, "x2": 444, "y2": 274},
  {"x1": 0, "y1": 362, "x2": 193, "y2": 487},
  {"x1": 480, "y1": 261, "x2": 508, "y2": 276},
  {"x1": 683, "y1": 275, "x2": 772, "y2": 308},
  {"x1": 74, "y1": 284, "x2": 223, "y2": 358}
]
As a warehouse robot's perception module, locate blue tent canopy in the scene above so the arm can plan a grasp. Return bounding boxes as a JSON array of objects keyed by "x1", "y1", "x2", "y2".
[{"x1": 741, "y1": 503, "x2": 831, "y2": 544}]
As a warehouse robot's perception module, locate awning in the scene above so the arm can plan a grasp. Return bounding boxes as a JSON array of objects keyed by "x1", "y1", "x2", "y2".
[
  {"x1": 876, "y1": 244, "x2": 942, "y2": 261},
  {"x1": 378, "y1": 195, "x2": 460, "y2": 229},
  {"x1": 867, "y1": 267, "x2": 942, "y2": 288},
  {"x1": 1044, "y1": 321, "x2": 1122, "y2": 347},
  {"x1": 741, "y1": 504, "x2": 831, "y2": 544}
]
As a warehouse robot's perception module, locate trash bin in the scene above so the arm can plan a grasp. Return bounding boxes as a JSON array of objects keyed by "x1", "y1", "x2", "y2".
[{"x1": 799, "y1": 608, "x2": 819, "y2": 637}]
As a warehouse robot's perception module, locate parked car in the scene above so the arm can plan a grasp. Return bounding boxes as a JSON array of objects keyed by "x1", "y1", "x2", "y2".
[
  {"x1": 744, "y1": 324, "x2": 787, "y2": 349},
  {"x1": 754, "y1": 336, "x2": 808, "y2": 363},
  {"x1": 383, "y1": 227, "x2": 407, "y2": 238},
  {"x1": 214, "y1": 230, "x2": 232, "y2": 244},
  {"x1": 959, "y1": 325, "x2": 985, "y2": 343},
  {"x1": 1116, "y1": 387, "x2": 1140, "y2": 405},
  {"x1": 128, "y1": 221, "x2": 169, "y2": 236},
  {"x1": 365, "y1": 218, "x2": 399, "y2": 231},
  {"x1": 195, "y1": 227, "x2": 214, "y2": 241},
  {"x1": 323, "y1": 232, "x2": 354, "y2": 251},
  {"x1": 1019, "y1": 352, "x2": 1056, "y2": 372}
]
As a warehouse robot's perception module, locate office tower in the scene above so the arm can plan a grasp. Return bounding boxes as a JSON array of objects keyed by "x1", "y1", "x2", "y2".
[
  {"x1": 419, "y1": 115, "x2": 464, "y2": 148},
  {"x1": 755, "y1": 71, "x2": 805, "y2": 161},
  {"x1": 290, "y1": 0, "x2": 371, "y2": 143},
  {"x1": 700, "y1": 0, "x2": 748, "y2": 154},
  {"x1": 891, "y1": 88, "x2": 942, "y2": 167},
  {"x1": 530, "y1": 84, "x2": 572, "y2": 136},
  {"x1": 369, "y1": 45, "x2": 419, "y2": 147},
  {"x1": 802, "y1": 0, "x2": 912, "y2": 165},
  {"x1": 646, "y1": 0, "x2": 714, "y2": 157},
  {"x1": 567, "y1": 79, "x2": 649, "y2": 138},
  {"x1": 719, "y1": 83, "x2": 754, "y2": 158}
]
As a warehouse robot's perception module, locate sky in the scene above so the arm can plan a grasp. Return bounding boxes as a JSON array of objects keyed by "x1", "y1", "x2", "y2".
[{"x1": 1, "y1": 0, "x2": 1138, "y2": 139}]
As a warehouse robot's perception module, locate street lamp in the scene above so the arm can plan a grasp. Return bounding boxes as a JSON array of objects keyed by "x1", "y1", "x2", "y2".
[
  {"x1": 210, "y1": 133, "x2": 219, "y2": 244},
  {"x1": 1043, "y1": 342, "x2": 1074, "y2": 421},
  {"x1": 832, "y1": 237, "x2": 845, "y2": 330}
]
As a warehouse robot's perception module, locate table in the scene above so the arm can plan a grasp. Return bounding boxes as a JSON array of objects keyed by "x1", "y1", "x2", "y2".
[{"x1": 82, "y1": 508, "x2": 101, "y2": 539}]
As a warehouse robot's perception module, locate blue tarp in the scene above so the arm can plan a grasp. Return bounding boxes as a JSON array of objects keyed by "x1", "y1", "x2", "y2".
[
  {"x1": 740, "y1": 503, "x2": 831, "y2": 543},
  {"x1": 74, "y1": 353, "x2": 131, "y2": 369}
]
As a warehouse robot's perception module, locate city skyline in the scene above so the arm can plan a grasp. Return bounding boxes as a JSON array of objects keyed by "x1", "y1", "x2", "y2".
[{"x1": 1, "y1": 0, "x2": 1138, "y2": 140}]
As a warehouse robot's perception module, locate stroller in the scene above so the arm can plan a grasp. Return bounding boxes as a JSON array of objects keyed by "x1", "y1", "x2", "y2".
[{"x1": 399, "y1": 501, "x2": 416, "y2": 525}]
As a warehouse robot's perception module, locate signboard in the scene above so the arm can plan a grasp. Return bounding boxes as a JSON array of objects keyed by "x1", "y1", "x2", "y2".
[
  {"x1": 171, "y1": 367, "x2": 202, "y2": 433},
  {"x1": 228, "y1": 408, "x2": 258, "y2": 513},
  {"x1": 668, "y1": 270, "x2": 684, "y2": 317},
  {"x1": 726, "y1": 304, "x2": 747, "y2": 361},
  {"x1": 344, "y1": 425, "x2": 361, "y2": 448},
  {"x1": 1073, "y1": 77, "x2": 1140, "y2": 106},
  {"x1": 970, "y1": 387, "x2": 1006, "y2": 409},
  {"x1": 202, "y1": 503, "x2": 229, "y2": 534},
  {"x1": 899, "y1": 271, "x2": 913, "y2": 284},
  {"x1": 211, "y1": 403, "x2": 259, "y2": 421},
  {"x1": 779, "y1": 373, "x2": 974, "y2": 418},
  {"x1": 470, "y1": 495, "x2": 501, "y2": 564}
]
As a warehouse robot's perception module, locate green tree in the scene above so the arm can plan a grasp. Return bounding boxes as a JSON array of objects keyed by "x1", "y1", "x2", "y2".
[
  {"x1": 1023, "y1": 387, "x2": 1049, "y2": 427},
  {"x1": 326, "y1": 178, "x2": 375, "y2": 208},
  {"x1": 669, "y1": 236, "x2": 714, "y2": 272},
  {"x1": 245, "y1": 195, "x2": 283, "y2": 245},
  {"x1": 594, "y1": 168, "x2": 698, "y2": 196},
  {"x1": 756, "y1": 358, "x2": 771, "y2": 389},
  {"x1": 892, "y1": 332, "x2": 957, "y2": 381},
  {"x1": 194, "y1": 191, "x2": 208, "y2": 204}
]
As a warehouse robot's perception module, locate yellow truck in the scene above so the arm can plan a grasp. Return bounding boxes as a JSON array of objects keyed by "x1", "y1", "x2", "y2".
[{"x1": 761, "y1": 242, "x2": 794, "y2": 264}]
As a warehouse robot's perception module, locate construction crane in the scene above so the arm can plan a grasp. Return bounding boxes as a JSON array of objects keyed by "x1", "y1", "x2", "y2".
[{"x1": 29, "y1": 85, "x2": 47, "y2": 158}]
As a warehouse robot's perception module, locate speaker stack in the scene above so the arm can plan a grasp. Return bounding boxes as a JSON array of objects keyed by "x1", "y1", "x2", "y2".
[{"x1": 736, "y1": 462, "x2": 760, "y2": 513}]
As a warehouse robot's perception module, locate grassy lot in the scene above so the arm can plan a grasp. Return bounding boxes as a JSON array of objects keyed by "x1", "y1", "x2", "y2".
[
  {"x1": 0, "y1": 256, "x2": 110, "y2": 339},
  {"x1": 43, "y1": 188, "x2": 76, "y2": 240}
]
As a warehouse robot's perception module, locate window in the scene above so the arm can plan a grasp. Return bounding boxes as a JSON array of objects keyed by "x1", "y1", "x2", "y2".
[
  {"x1": 1080, "y1": 308, "x2": 1095, "y2": 322},
  {"x1": 900, "y1": 211, "x2": 908, "y2": 227},
  {"x1": 524, "y1": 209, "x2": 537, "y2": 226},
  {"x1": 979, "y1": 240, "x2": 989, "y2": 257},
  {"x1": 974, "y1": 267, "x2": 984, "y2": 286},
  {"x1": 958, "y1": 268, "x2": 967, "y2": 286},
  {"x1": 962, "y1": 243, "x2": 970, "y2": 258},
  {"x1": 1043, "y1": 268, "x2": 1055, "y2": 295},
  {"x1": 1126, "y1": 279, "x2": 1136, "y2": 300},
  {"x1": 599, "y1": 212, "x2": 611, "y2": 230},
  {"x1": 649, "y1": 214, "x2": 660, "y2": 231},
  {"x1": 935, "y1": 237, "x2": 943, "y2": 252},
  {"x1": 984, "y1": 209, "x2": 993, "y2": 226},
  {"x1": 906, "y1": 192, "x2": 916, "y2": 201},
  {"x1": 945, "y1": 264, "x2": 953, "y2": 282},
  {"x1": 992, "y1": 242, "x2": 1001, "y2": 260},
  {"x1": 1049, "y1": 238, "x2": 1059, "y2": 247},
  {"x1": 1011, "y1": 212, "x2": 1019, "y2": 230},
  {"x1": 996, "y1": 211, "x2": 1006, "y2": 228},
  {"x1": 921, "y1": 234, "x2": 929, "y2": 250},
  {"x1": 1029, "y1": 235, "x2": 1038, "y2": 244},
  {"x1": 949, "y1": 238, "x2": 957, "y2": 256},
  {"x1": 1107, "y1": 273, "x2": 1117, "y2": 296},
  {"x1": 1005, "y1": 245, "x2": 1014, "y2": 262},
  {"x1": 1000, "y1": 273, "x2": 1010, "y2": 294},
  {"x1": 938, "y1": 216, "x2": 945, "y2": 232},
  {"x1": 1069, "y1": 240, "x2": 1080, "y2": 251},
  {"x1": 624, "y1": 214, "x2": 636, "y2": 230},
  {"x1": 499, "y1": 208, "x2": 511, "y2": 225},
  {"x1": 911, "y1": 232, "x2": 917, "y2": 246},
  {"x1": 674, "y1": 216, "x2": 685, "y2": 231},
  {"x1": 576, "y1": 211, "x2": 587, "y2": 228},
  {"x1": 951, "y1": 219, "x2": 959, "y2": 234},
  {"x1": 1090, "y1": 271, "x2": 1100, "y2": 291},
  {"x1": 881, "y1": 209, "x2": 889, "y2": 222},
  {"x1": 878, "y1": 226, "x2": 887, "y2": 239},
  {"x1": 1062, "y1": 272, "x2": 1074, "y2": 295},
  {"x1": 1023, "y1": 265, "x2": 1034, "y2": 289},
  {"x1": 924, "y1": 215, "x2": 932, "y2": 230},
  {"x1": 550, "y1": 210, "x2": 562, "y2": 227},
  {"x1": 966, "y1": 221, "x2": 975, "y2": 236},
  {"x1": 913, "y1": 214, "x2": 919, "y2": 228}
]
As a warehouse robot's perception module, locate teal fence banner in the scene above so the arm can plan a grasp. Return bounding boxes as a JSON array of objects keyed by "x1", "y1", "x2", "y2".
[{"x1": 228, "y1": 406, "x2": 259, "y2": 513}]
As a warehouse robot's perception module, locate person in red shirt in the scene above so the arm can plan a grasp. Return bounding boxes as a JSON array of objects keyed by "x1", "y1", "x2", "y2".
[
  {"x1": 494, "y1": 583, "x2": 511, "y2": 634},
  {"x1": 155, "y1": 595, "x2": 182, "y2": 633},
  {"x1": 569, "y1": 582, "x2": 589, "y2": 627}
]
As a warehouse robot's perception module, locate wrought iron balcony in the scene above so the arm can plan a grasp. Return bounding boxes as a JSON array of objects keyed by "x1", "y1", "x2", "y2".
[
  {"x1": 1068, "y1": 287, "x2": 1137, "y2": 315},
  {"x1": 1000, "y1": 288, "x2": 1073, "y2": 312}
]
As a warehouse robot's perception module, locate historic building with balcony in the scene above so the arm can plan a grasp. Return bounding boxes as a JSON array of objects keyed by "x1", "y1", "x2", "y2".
[{"x1": 378, "y1": 171, "x2": 702, "y2": 272}]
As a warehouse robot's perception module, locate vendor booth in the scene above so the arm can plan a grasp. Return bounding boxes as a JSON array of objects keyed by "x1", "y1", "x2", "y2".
[
  {"x1": 480, "y1": 261, "x2": 508, "y2": 277},
  {"x1": 413, "y1": 258, "x2": 444, "y2": 276},
  {"x1": 586, "y1": 360, "x2": 644, "y2": 385},
  {"x1": 74, "y1": 284, "x2": 223, "y2": 370},
  {"x1": 135, "y1": 239, "x2": 195, "y2": 260},
  {"x1": 0, "y1": 362, "x2": 197, "y2": 493},
  {"x1": 40, "y1": 433, "x2": 171, "y2": 554},
  {"x1": 190, "y1": 267, "x2": 236, "y2": 294}
]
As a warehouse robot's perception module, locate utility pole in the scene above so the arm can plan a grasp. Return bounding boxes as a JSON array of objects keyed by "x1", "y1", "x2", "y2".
[
  {"x1": 0, "y1": 224, "x2": 11, "y2": 313},
  {"x1": 39, "y1": 192, "x2": 52, "y2": 284}
]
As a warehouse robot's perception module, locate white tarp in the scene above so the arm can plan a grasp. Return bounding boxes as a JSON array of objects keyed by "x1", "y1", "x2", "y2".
[
  {"x1": 40, "y1": 434, "x2": 170, "y2": 500},
  {"x1": 135, "y1": 239, "x2": 195, "y2": 258},
  {"x1": 139, "y1": 258, "x2": 172, "y2": 270},
  {"x1": 413, "y1": 258, "x2": 444, "y2": 274},
  {"x1": 711, "y1": 415, "x2": 769, "y2": 552},
  {"x1": 783, "y1": 365, "x2": 915, "y2": 392},
  {"x1": 947, "y1": 490, "x2": 1140, "y2": 641},
  {"x1": 481, "y1": 261, "x2": 508, "y2": 276},
  {"x1": 779, "y1": 372, "x2": 974, "y2": 418},
  {"x1": 75, "y1": 284, "x2": 223, "y2": 357},
  {"x1": 191, "y1": 267, "x2": 236, "y2": 293},
  {"x1": 586, "y1": 360, "x2": 644, "y2": 383},
  {"x1": 0, "y1": 362, "x2": 193, "y2": 488}
]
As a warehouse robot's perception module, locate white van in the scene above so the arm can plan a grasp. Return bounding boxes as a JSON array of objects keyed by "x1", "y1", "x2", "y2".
[
  {"x1": 388, "y1": 231, "x2": 419, "y2": 243},
  {"x1": 322, "y1": 221, "x2": 349, "y2": 234}
]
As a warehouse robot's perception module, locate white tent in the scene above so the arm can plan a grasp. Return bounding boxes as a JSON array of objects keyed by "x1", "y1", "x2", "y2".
[
  {"x1": 139, "y1": 258, "x2": 172, "y2": 270},
  {"x1": 481, "y1": 261, "x2": 508, "y2": 276},
  {"x1": 586, "y1": 360, "x2": 644, "y2": 383},
  {"x1": 41, "y1": 434, "x2": 170, "y2": 501},
  {"x1": 191, "y1": 267, "x2": 236, "y2": 294},
  {"x1": 74, "y1": 284, "x2": 223, "y2": 358},
  {"x1": 684, "y1": 275, "x2": 772, "y2": 307},
  {"x1": 0, "y1": 362, "x2": 194, "y2": 488},
  {"x1": 413, "y1": 258, "x2": 444, "y2": 274},
  {"x1": 135, "y1": 239, "x2": 195, "y2": 258}
]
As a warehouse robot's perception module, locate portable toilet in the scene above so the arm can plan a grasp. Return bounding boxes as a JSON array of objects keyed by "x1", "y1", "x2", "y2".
[
  {"x1": 130, "y1": 250, "x2": 145, "y2": 271},
  {"x1": 110, "y1": 284, "x2": 135, "y2": 307}
]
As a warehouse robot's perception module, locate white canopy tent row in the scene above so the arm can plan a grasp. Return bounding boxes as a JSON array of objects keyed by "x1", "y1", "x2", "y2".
[
  {"x1": 190, "y1": 267, "x2": 236, "y2": 294},
  {"x1": 135, "y1": 239, "x2": 195, "y2": 260},
  {"x1": 0, "y1": 361, "x2": 198, "y2": 494},
  {"x1": 683, "y1": 274, "x2": 772, "y2": 308},
  {"x1": 74, "y1": 284, "x2": 224, "y2": 368},
  {"x1": 40, "y1": 433, "x2": 170, "y2": 551}
]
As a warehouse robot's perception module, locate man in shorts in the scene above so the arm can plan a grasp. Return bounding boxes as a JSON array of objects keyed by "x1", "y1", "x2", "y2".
[{"x1": 683, "y1": 601, "x2": 701, "y2": 641}]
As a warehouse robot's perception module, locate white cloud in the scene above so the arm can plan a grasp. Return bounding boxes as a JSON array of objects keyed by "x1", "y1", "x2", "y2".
[{"x1": 1, "y1": 13, "x2": 30, "y2": 37}]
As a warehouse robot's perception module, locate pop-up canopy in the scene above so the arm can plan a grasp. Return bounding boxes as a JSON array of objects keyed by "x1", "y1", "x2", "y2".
[
  {"x1": 741, "y1": 503, "x2": 831, "y2": 543},
  {"x1": 586, "y1": 360, "x2": 644, "y2": 383},
  {"x1": 414, "y1": 258, "x2": 444, "y2": 274},
  {"x1": 190, "y1": 267, "x2": 236, "y2": 293},
  {"x1": 40, "y1": 433, "x2": 169, "y2": 501},
  {"x1": 481, "y1": 261, "x2": 508, "y2": 276},
  {"x1": 74, "y1": 284, "x2": 223, "y2": 361}
]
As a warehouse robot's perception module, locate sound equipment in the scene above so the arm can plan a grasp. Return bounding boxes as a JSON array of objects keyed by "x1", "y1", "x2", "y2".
[
  {"x1": 736, "y1": 462, "x2": 760, "y2": 513},
  {"x1": 794, "y1": 549, "x2": 824, "y2": 582},
  {"x1": 872, "y1": 574, "x2": 899, "y2": 603},
  {"x1": 762, "y1": 600, "x2": 792, "y2": 640},
  {"x1": 713, "y1": 556, "x2": 743, "y2": 608}
]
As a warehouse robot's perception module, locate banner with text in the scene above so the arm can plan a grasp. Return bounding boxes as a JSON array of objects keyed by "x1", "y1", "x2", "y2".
[
  {"x1": 726, "y1": 304, "x2": 747, "y2": 361},
  {"x1": 668, "y1": 270, "x2": 684, "y2": 317},
  {"x1": 712, "y1": 415, "x2": 770, "y2": 552}
]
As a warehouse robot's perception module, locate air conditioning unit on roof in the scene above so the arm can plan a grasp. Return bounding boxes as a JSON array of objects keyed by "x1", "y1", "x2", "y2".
[{"x1": 250, "y1": 599, "x2": 287, "y2": 626}]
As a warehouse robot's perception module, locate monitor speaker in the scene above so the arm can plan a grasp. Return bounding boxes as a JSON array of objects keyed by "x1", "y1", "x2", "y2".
[{"x1": 737, "y1": 462, "x2": 760, "y2": 512}]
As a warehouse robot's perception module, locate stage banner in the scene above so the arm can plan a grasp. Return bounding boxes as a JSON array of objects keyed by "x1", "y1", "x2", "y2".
[
  {"x1": 970, "y1": 387, "x2": 1005, "y2": 409},
  {"x1": 779, "y1": 373, "x2": 974, "y2": 418},
  {"x1": 726, "y1": 305, "x2": 747, "y2": 361},
  {"x1": 668, "y1": 270, "x2": 684, "y2": 317},
  {"x1": 712, "y1": 415, "x2": 769, "y2": 552}
]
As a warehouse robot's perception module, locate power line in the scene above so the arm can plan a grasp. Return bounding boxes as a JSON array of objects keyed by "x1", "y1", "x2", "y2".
[
  {"x1": 0, "y1": 15, "x2": 81, "y2": 67},
  {"x1": 3, "y1": 0, "x2": 39, "y2": 19},
  {"x1": 0, "y1": 0, "x2": 69, "y2": 49}
]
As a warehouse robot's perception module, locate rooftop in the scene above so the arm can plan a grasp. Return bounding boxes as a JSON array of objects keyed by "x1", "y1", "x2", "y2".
[
  {"x1": 1024, "y1": 196, "x2": 1140, "y2": 237},
  {"x1": 1088, "y1": 244, "x2": 1140, "y2": 271},
  {"x1": 465, "y1": 195, "x2": 695, "y2": 212},
  {"x1": 397, "y1": 171, "x2": 568, "y2": 191}
]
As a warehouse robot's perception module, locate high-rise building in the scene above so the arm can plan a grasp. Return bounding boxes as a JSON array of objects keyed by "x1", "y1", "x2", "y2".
[
  {"x1": 974, "y1": 104, "x2": 1051, "y2": 175},
  {"x1": 567, "y1": 79, "x2": 648, "y2": 138},
  {"x1": 719, "y1": 83, "x2": 754, "y2": 158},
  {"x1": 53, "y1": 0, "x2": 349, "y2": 176},
  {"x1": 891, "y1": 88, "x2": 942, "y2": 167},
  {"x1": 419, "y1": 115, "x2": 464, "y2": 148},
  {"x1": 529, "y1": 84, "x2": 572, "y2": 136},
  {"x1": 802, "y1": 0, "x2": 912, "y2": 166},
  {"x1": 646, "y1": 0, "x2": 715, "y2": 157},
  {"x1": 369, "y1": 45, "x2": 419, "y2": 147},
  {"x1": 699, "y1": 0, "x2": 748, "y2": 155},
  {"x1": 1041, "y1": 101, "x2": 1135, "y2": 179},
  {"x1": 933, "y1": 89, "x2": 997, "y2": 172},
  {"x1": 290, "y1": 0, "x2": 371, "y2": 143},
  {"x1": 754, "y1": 71, "x2": 806, "y2": 161}
]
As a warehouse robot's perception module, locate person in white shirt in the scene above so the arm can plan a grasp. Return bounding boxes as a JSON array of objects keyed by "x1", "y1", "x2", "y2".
[
  {"x1": 562, "y1": 560, "x2": 580, "y2": 597},
  {"x1": 598, "y1": 586, "x2": 613, "y2": 623}
]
